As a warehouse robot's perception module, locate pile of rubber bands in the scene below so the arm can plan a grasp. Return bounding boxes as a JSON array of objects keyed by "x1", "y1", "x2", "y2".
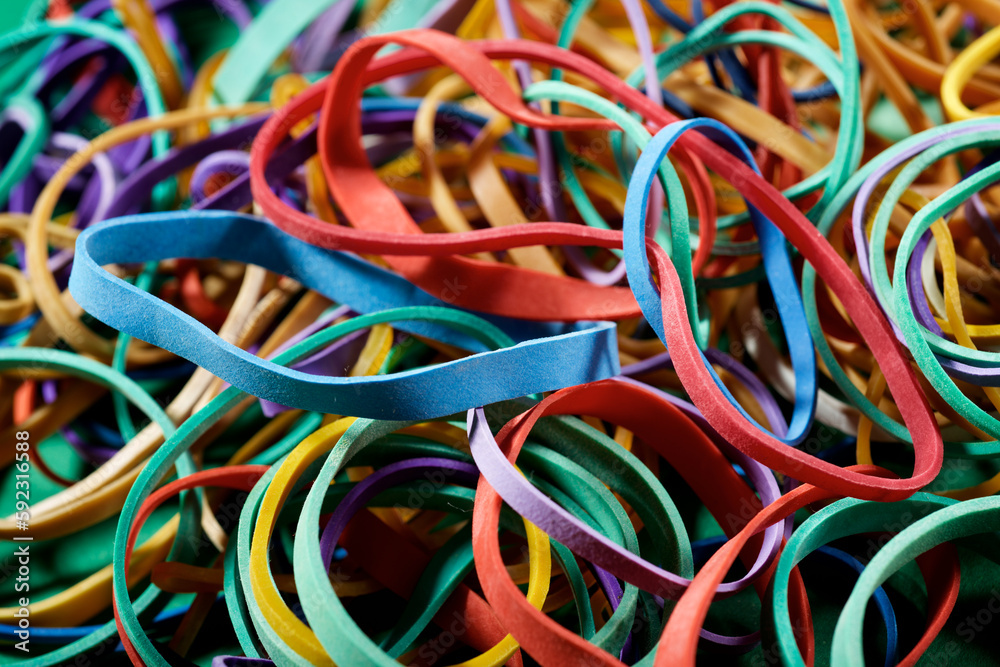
[{"x1": 6, "y1": 0, "x2": 1000, "y2": 664}]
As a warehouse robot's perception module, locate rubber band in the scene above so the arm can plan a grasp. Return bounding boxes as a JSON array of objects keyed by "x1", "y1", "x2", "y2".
[
  {"x1": 115, "y1": 311, "x2": 580, "y2": 664},
  {"x1": 621, "y1": 117, "x2": 817, "y2": 446},
  {"x1": 830, "y1": 495, "x2": 1000, "y2": 666},
  {"x1": 771, "y1": 493, "x2": 968, "y2": 666},
  {"x1": 70, "y1": 212, "x2": 619, "y2": 418},
  {"x1": 468, "y1": 380, "x2": 782, "y2": 599},
  {"x1": 4, "y1": 3, "x2": 1000, "y2": 665}
]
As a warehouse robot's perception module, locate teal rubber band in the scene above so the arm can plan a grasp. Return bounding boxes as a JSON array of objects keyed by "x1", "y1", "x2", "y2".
[
  {"x1": 288, "y1": 419, "x2": 481, "y2": 666},
  {"x1": 0, "y1": 95, "x2": 48, "y2": 210},
  {"x1": 376, "y1": 440, "x2": 639, "y2": 659},
  {"x1": 0, "y1": 0, "x2": 45, "y2": 38},
  {"x1": 771, "y1": 493, "x2": 959, "y2": 667},
  {"x1": 518, "y1": 443, "x2": 640, "y2": 655},
  {"x1": 112, "y1": 305, "x2": 535, "y2": 666},
  {"x1": 223, "y1": 526, "x2": 266, "y2": 660},
  {"x1": 524, "y1": 78, "x2": 701, "y2": 347},
  {"x1": 628, "y1": 0, "x2": 861, "y2": 224},
  {"x1": 376, "y1": 525, "x2": 479, "y2": 656},
  {"x1": 549, "y1": 0, "x2": 673, "y2": 261},
  {"x1": 212, "y1": 0, "x2": 346, "y2": 104},
  {"x1": 0, "y1": 18, "x2": 169, "y2": 157},
  {"x1": 831, "y1": 495, "x2": 1000, "y2": 667},
  {"x1": 291, "y1": 406, "x2": 687, "y2": 665},
  {"x1": 892, "y1": 160, "x2": 1000, "y2": 440}
]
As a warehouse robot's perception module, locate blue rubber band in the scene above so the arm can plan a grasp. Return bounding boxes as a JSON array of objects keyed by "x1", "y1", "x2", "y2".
[
  {"x1": 623, "y1": 117, "x2": 817, "y2": 445},
  {"x1": 69, "y1": 211, "x2": 620, "y2": 419}
]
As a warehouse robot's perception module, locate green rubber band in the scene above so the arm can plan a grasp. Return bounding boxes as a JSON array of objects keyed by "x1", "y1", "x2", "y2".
[
  {"x1": 549, "y1": 0, "x2": 652, "y2": 254},
  {"x1": 892, "y1": 159, "x2": 1000, "y2": 440},
  {"x1": 291, "y1": 399, "x2": 694, "y2": 665},
  {"x1": 237, "y1": 465, "x2": 303, "y2": 663},
  {"x1": 0, "y1": 347, "x2": 188, "y2": 667},
  {"x1": 0, "y1": 95, "x2": 48, "y2": 210},
  {"x1": 805, "y1": 118, "x2": 1000, "y2": 454},
  {"x1": 0, "y1": 0, "x2": 45, "y2": 38},
  {"x1": 212, "y1": 0, "x2": 345, "y2": 104},
  {"x1": 373, "y1": 438, "x2": 639, "y2": 659},
  {"x1": 113, "y1": 305, "x2": 523, "y2": 666},
  {"x1": 481, "y1": 400, "x2": 693, "y2": 580},
  {"x1": 771, "y1": 493, "x2": 959, "y2": 667},
  {"x1": 290, "y1": 418, "x2": 474, "y2": 666},
  {"x1": 831, "y1": 495, "x2": 1000, "y2": 666},
  {"x1": 377, "y1": 524, "x2": 479, "y2": 656},
  {"x1": 518, "y1": 443, "x2": 640, "y2": 654},
  {"x1": 524, "y1": 78, "x2": 702, "y2": 347},
  {"x1": 628, "y1": 0, "x2": 861, "y2": 224},
  {"x1": 223, "y1": 524, "x2": 266, "y2": 660},
  {"x1": 0, "y1": 347, "x2": 174, "y2": 444}
]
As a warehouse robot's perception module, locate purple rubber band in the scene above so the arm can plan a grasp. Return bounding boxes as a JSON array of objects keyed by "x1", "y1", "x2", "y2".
[
  {"x1": 190, "y1": 150, "x2": 251, "y2": 203},
  {"x1": 319, "y1": 457, "x2": 479, "y2": 568},
  {"x1": 103, "y1": 116, "x2": 269, "y2": 218},
  {"x1": 906, "y1": 231, "x2": 945, "y2": 336}
]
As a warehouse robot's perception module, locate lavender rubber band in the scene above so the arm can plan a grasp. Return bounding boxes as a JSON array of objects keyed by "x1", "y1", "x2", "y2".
[
  {"x1": 468, "y1": 399, "x2": 773, "y2": 647},
  {"x1": 293, "y1": 0, "x2": 356, "y2": 73},
  {"x1": 467, "y1": 404, "x2": 783, "y2": 598},
  {"x1": 852, "y1": 123, "x2": 1000, "y2": 383},
  {"x1": 851, "y1": 125, "x2": 998, "y2": 290},
  {"x1": 51, "y1": 131, "x2": 117, "y2": 227}
]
